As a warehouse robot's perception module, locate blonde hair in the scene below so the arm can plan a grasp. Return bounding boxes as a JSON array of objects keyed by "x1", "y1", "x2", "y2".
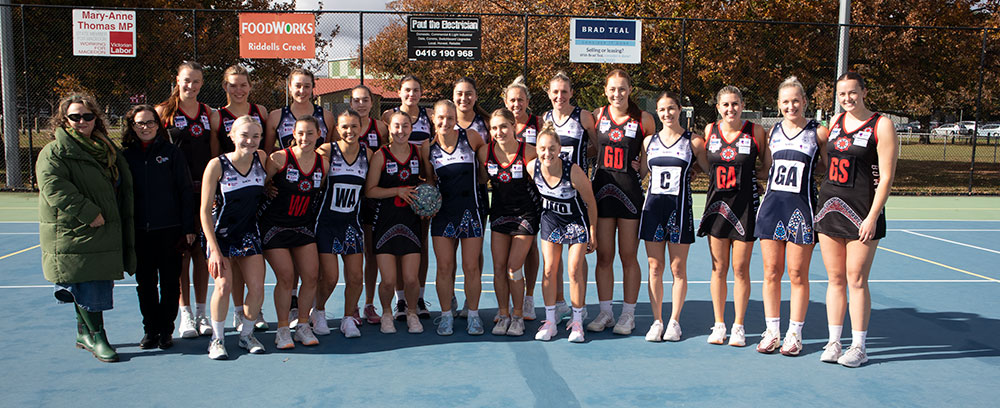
[
  {"x1": 536, "y1": 120, "x2": 560, "y2": 146},
  {"x1": 231, "y1": 115, "x2": 263, "y2": 135},
  {"x1": 222, "y1": 65, "x2": 251, "y2": 105},
  {"x1": 490, "y1": 108, "x2": 515, "y2": 126},
  {"x1": 433, "y1": 99, "x2": 457, "y2": 113},
  {"x1": 778, "y1": 76, "x2": 808, "y2": 110},
  {"x1": 503, "y1": 76, "x2": 530, "y2": 101},
  {"x1": 716, "y1": 85, "x2": 743, "y2": 104},
  {"x1": 549, "y1": 70, "x2": 572, "y2": 89}
]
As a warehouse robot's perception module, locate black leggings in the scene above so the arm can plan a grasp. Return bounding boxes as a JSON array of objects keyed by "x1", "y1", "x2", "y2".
[{"x1": 135, "y1": 227, "x2": 183, "y2": 336}]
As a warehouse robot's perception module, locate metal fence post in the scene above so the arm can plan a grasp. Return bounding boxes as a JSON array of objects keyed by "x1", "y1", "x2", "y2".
[
  {"x1": 969, "y1": 28, "x2": 987, "y2": 194},
  {"x1": 522, "y1": 13, "x2": 529, "y2": 81},
  {"x1": 20, "y1": 4, "x2": 31, "y2": 188},
  {"x1": 679, "y1": 18, "x2": 686, "y2": 103},
  {"x1": 191, "y1": 9, "x2": 198, "y2": 61},
  {"x1": 359, "y1": 11, "x2": 364, "y2": 85}
]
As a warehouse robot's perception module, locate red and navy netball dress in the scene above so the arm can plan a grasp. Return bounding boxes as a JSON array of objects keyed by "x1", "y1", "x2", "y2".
[
  {"x1": 544, "y1": 107, "x2": 589, "y2": 171},
  {"x1": 373, "y1": 145, "x2": 423, "y2": 255},
  {"x1": 698, "y1": 121, "x2": 760, "y2": 241},
  {"x1": 208, "y1": 152, "x2": 266, "y2": 257},
  {"x1": 639, "y1": 132, "x2": 695, "y2": 244},
  {"x1": 814, "y1": 113, "x2": 887, "y2": 240},
  {"x1": 535, "y1": 159, "x2": 590, "y2": 245},
  {"x1": 257, "y1": 149, "x2": 325, "y2": 249},
  {"x1": 515, "y1": 114, "x2": 541, "y2": 146},
  {"x1": 395, "y1": 107, "x2": 433, "y2": 145},
  {"x1": 359, "y1": 118, "x2": 383, "y2": 226},
  {"x1": 429, "y1": 129, "x2": 484, "y2": 239},
  {"x1": 275, "y1": 105, "x2": 328, "y2": 150},
  {"x1": 592, "y1": 106, "x2": 645, "y2": 220},
  {"x1": 754, "y1": 120, "x2": 820, "y2": 244},
  {"x1": 316, "y1": 143, "x2": 367, "y2": 255},
  {"x1": 169, "y1": 103, "x2": 213, "y2": 189},
  {"x1": 217, "y1": 105, "x2": 266, "y2": 154},
  {"x1": 486, "y1": 141, "x2": 540, "y2": 235}
]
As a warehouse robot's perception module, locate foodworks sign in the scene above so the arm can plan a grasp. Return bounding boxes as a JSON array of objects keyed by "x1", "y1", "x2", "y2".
[{"x1": 239, "y1": 13, "x2": 316, "y2": 59}]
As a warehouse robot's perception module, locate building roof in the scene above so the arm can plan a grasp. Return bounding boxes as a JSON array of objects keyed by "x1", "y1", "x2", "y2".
[{"x1": 314, "y1": 78, "x2": 399, "y2": 98}]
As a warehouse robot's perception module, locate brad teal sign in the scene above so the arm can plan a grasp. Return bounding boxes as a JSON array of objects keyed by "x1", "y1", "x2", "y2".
[{"x1": 569, "y1": 19, "x2": 641, "y2": 64}]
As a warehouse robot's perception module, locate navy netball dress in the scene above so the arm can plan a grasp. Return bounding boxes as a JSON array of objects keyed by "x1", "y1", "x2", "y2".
[
  {"x1": 639, "y1": 132, "x2": 695, "y2": 244},
  {"x1": 257, "y1": 149, "x2": 325, "y2": 249},
  {"x1": 544, "y1": 107, "x2": 589, "y2": 171},
  {"x1": 429, "y1": 129, "x2": 484, "y2": 239},
  {"x1": 316, "y1": 143, "x2": 367, "y2": 255},
  {"x1": 373, "y1": 145, "x2": 423, "y2": 255},
  {"x1": 274, "y1": 105, "x2": 328, "y2": 150},
  {"x1": 698, "y1": 121, "x2": 760, "y2": 241},
  {"x1": 457, "y1": 114, "x2": 488, "y2": 142},
  {"x1": 217, "y1": 105, "x2": 266, "y2": 154},
  {"x1": 592, "y1": 106, "x2": 645, "y2": 219},
  {"x1": 814, "y1": 113, "x2": 887, "y2": 240},
  {"x1": 395, "y1": 107, "x2": 433, "y2": 145},
  {"x1": 169, "y1": 103, "x2": 213, "y2": 189},
  {"x1": 208, "y1": 152, "x2": 266, "y2": 257},
  {"x1": 535, "y1": 159, "x2": 590, "y2": 245},
  {"x1": 486, "y1": 141, "x2": 540, "y2": 235},
  {"x1": 359, "y1": 118, "x2": 383, "y2": 226},
  {"x1": 754, "y1": 120, "x2": 820, "y2": 244},
  {"x1": 515, "y1": 114, "x2": 541, "y2": 146}
]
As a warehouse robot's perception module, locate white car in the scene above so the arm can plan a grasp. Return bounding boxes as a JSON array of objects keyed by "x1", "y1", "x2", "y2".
[
  {"x1": 932, "y1": 123, "x2": 964, "y2": 135},
  {"x1": 977, "y1": 123, "x2": 1000, "y2": 138}
]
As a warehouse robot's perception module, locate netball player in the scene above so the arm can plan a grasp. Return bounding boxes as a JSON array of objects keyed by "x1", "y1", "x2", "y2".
[
  {"x1": 212, "y1": 65, "x2": 269, "y2": 333},
  {"x1": 199, "y1": 116, "x2": 268, "y2": 359},
  {"x1": 699, "y1": 86, "x2": 767, "y2": 347},
  {"x1": 588, "y1": 69, "x2": 655, "y2": 335},
  {"x1": 366, "y1": 111, "x2": 427, "y2": 334},
  {"x1": 423, "y1": 100, "x2": 487, "y2": 336},
  {"x1": 380, "y1": 76, "x2": 433, "y2": 319},
  {"x1": 260, "y1": 116, "x2": 328, "y2": 349},
  {"x1": 639, "y1": 91, "x2": 707, "y2": 342},
  {"x1": 264, "y1": 68, "x2": 333, "y2": 153},
  {"x1": 815, "y1": 72, "x2": 897, "y2": 368},
  {"x1": 479, "y1": 108, "x2": 539, "y2": 336},
  {"x1": 350, "y1": 85, "x2": 389, "y2": 325},
  {"x1": 315, "y1": 109, "x2": 371, "y2": 338},
  {"x1": 754, "y1": 77, "x2": 829, "y2": 355},
  {"x1": 156, "y1": 61, "x2": 213, "y2": 339}
]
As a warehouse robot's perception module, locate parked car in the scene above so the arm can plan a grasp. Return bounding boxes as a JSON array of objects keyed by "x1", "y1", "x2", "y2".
[
  {"x1": 932, "y1": 123, "x2": 965, "y2": 135},
  {"x1": 895, "y1": 122, "x2": 920, "y2": 132},
  {"x1": 977, "y1": 123, "x2": 1000, "y2": 138}
]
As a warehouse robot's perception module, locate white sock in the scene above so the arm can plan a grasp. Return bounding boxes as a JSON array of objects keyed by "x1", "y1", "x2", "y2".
[
  {"x1": 572, "y1": 307, "x2": 585, "y2": 323},
  {"x1": 195, "y1": 303, "x2": 206, "y2": 317},
  {"x1": 765, "y1": 317, "x2": 780, "y2": 333},
  {"x1": 467, "y1": 309, "x2": 479, "y2": 319},
  {"x1": 240, "y1": 315, "x2": 254, "y2": 336},
  {"x1": 395, "y1": 290, "x2": 405, "y2": 301},
  {"x1": 852, "y1": 330, "x2": 867, "y2": 351},
  {"x1": 314, "y1": 309, "x2": 324, "y2": 318},
  {"x1": 545, "y1": 305, "x2": 556, "y2": 322},
  {"x1": 419, "y1": 286, "x2": 425, "y2": 298},
  {"x1": 731, "y1": 323, "x2": 744, "y2": 333},
  {"x1": 599, "y1": 300, "x2": 612, "y2": 314},
  {"x1": 555, "y1": 300, "x2": 567, "y2": 308},
  {"x1": 211, "y1": 319, "x2": 225, "y2": 341},
  {"x1": 829, "y1": 325, "x2": 843, "y2": 343},
  {"x1": 622, "y1": 302, "x2": 636, "y2": 315},
  {"x1": 789, "y1": 320, "x2": 805, "y2": 338}
]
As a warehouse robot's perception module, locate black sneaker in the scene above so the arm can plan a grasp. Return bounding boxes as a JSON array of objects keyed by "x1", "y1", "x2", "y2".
[
  {"x1": 139, "y1": 333, "x2": 159, "y2": 350},
  {"x1": 417, "y1": 298, "x2": 431, "y2": 319},
  {"x1": 158, "y1": 334, "x2": 174, "y2": 350},
  {"x1": 394, "y1": 299, "x2": 408, "y2": 321},
  {"x1": 290, "y1": 295, "x2": 299, "y2": 310}
]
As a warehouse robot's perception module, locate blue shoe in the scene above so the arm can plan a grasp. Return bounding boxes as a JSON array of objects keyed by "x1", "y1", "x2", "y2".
[{"x1": 467, "y1": 314, "x2": 484, "y2": 335}]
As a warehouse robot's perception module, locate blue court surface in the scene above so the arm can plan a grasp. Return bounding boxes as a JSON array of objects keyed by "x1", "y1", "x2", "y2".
[{"x1": 1, "y1": 194, "x2": 998, "y2": 406}]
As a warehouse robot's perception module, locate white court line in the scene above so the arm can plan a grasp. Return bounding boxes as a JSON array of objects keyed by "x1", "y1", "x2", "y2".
[
  {"x1": 888, "y1": 229, "x2": 1000, "y2": 232},
  {"x1": 0, "y1": 232, "x2": 38, "y2": 235},
  {"x1": 2, "y1": 279, "x2": 992, "y2": 289},
  {"x1": 901, "y1": 229, "x2": 1000, "y2": 255}
]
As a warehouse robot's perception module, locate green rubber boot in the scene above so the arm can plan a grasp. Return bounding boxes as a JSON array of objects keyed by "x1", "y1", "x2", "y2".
[
  {"x1": 74, "y1": 306, "x2": 95, "y2": 352},
  {"x1": 76, "y1": 304, "x2": 119, "y2": 363}
]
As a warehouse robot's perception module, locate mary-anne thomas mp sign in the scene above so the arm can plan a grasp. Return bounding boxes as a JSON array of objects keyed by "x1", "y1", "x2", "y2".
[
  {"x1": 239, "y1": 13, "x2": 316, "y2": 59},
  {"x1": 73, "y1": 9, "x2": 136, "y2": 57}
]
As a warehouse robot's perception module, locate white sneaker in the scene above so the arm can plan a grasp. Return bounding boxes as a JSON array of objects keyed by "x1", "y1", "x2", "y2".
[
  {"x1": 406, "y1": 314, "x2": 423, "y2": 334},
  {"x1": 289, "y1": 307, "x2": 299, "y2": 327},
  {"x1": 208, "y1": 338, "x2": 228, "y2": 360},
  {"x1": 233, "y1": 309, "x2": 243, "y2": 331},
  {"x1": 780, "y1": 332, "x2": 803, "y2": 356},
  {"x1": 523, "y1": 296, "x2": 537, "y2": 320},
  {"x1": 707, "y1": 323, "x2": 727, "y2": 344},
  {"x1": 178, "y1": 309, "x2": 198, "y2": 339},
  {"x1": 535, "y1": 320, "x2": 558, "y2": 341},
  {"x1": 820, "y1": 341, "x2": 842, "y2": 363},
  {"x1": 294, "y1": 324, "x2": 319, "y2": 346},
  {"x1": 238, "y1": 334, "x2": 265, "y2": 354},
  {"x1": 586, "y1": 310, "x2": 615, "y2": 332},
  {"x1": 492, "y1": 315, "x2": 511, "y2": 336},
  {"x1": 254, "y1": 312, "x2": 269, "y2": 331},
  {"x1": 507, "y1": 316, "x2": 525, "y2": 337},
  {"x1": 340, "y1": 316, "x2": 361, "y2": 338},
  {"x1": 838, "y1": 345, "x2": 868, "y2": 368},
  {"x1": 195, "y1": 314, "x2": 213, "y2": 336},
  {"x1": 380, "y1": 314, "x2": 396, "y2": 334},
  {"x1": 310, "y1": 310, "x2": 330, "y2": 336},
  {"x1": 555, "y1": 302, "x2": 572, "y2": 322},
  {"x1": 663, "y1": 320, "x2": 682, "y2": 342},
  {"x1": 275, "y1": 327, "x2": 294, "y2": 349},
  {"x1": 645, "y1": 320, "x2": 664, "y2": 342},
  {"x1": 613, "y1": 312, "x2": 635, "y2": 335},
  {"x1": 728, "y1": 325, "x2": 746, "y2": 347},
  {"x1": 568, "y1": 321, "x2": 585, "y2": 343},
  {"x1": 756, "y1": 328, "x2": 780, "y2": 353}
]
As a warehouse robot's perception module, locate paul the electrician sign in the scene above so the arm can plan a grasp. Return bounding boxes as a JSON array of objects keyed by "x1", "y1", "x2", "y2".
[
  {"x1": 72, "y1": 9, "x2": 136, "y2": 57},
  {"x1": 239, "y1": 13, "x2": 316, "y2": 59}
]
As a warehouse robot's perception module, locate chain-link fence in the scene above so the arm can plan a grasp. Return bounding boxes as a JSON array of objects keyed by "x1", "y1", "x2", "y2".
[{"x1": 1, "y1": 5, "x2": 997, "y2": 194}]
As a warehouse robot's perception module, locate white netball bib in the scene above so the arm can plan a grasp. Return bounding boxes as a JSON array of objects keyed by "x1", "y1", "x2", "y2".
[
  {"x1": 769, "y1": 159, "x2": 804, "y2": 193},
  {"x1": 329, "y1": 184, "x2": 362, "y2": 212},
  {"x1": 650, "y1": 165, "x2": 682, "y2": 196}
]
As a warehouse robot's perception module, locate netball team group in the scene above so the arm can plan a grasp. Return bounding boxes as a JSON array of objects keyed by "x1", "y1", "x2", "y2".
[{"x1": 41, "y1": 61, "x2": 898, "y2": 368}]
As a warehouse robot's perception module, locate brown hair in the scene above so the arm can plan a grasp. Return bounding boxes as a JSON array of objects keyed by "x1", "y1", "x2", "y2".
[
  {"x1": 657, "y1": 91, "x2": 683, "y2": 108},
  {"x1": 387, "y1": 110, "x2": 412, "y2": 144},
  {"x1": 287, "y1": 68, "x2": 316, "y2": 87},
  {"x1": 50, "y1": 93, "x2": 108, "y2": 136},
  {"x1": 490, "y1": 107, "x2": 515, "y2": 126},
  {"x1": 122, "y1": 104, "x2": 166, "y2": 145},
  {"x1": 156, "y1": 61, "x2": 203, "y2": 128},
  {"x1": 222, "y1": 65, "x2": 251, "y2": 105},
  {"x1": 399, "y1": 75, "x2": 422, "y2": 90},
  {"x1": 716, "y1": 85, "x2": 743, "y2": 104},
  {"x1": 606, "y1": 69, "x2": 643, "y2": 120},
  {"x1": 453, "y1": 77, "x2": 490, "y2": 119},
  {"x1": 837, "y1": 71, "x2": 867, "y2": 89}
]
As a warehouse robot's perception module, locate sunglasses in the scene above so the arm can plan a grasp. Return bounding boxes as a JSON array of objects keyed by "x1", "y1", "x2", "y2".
[
  {"x1": 67, "y1": 113, "x2": 97, "y2": 122},
  {"x1": 134, "y1": 120, "x2": 158, "y2": 128}
]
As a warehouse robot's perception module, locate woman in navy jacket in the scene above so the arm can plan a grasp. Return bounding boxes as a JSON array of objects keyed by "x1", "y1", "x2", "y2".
[{"x1": 122, "y1": 104, "x2": 196, "y2": 349}]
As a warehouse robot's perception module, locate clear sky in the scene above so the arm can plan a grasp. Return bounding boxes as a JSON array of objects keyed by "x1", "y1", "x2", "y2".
[{"x1": 293, "y1": 0, "x2": 392, "y2": 11}]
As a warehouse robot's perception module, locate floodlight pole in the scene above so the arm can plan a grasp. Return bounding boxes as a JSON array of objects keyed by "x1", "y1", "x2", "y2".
[
  {"x1": 835, "y1": 0, "x2": 850, "y2": 115},
  {"x1": 1, "y1": 0, "x2": 21, "y2": 187}
]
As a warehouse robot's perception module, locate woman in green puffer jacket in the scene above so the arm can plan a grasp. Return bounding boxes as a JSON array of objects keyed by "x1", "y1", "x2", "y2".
[{"x1": 36, "y1": 93, "x2": 136, "y2": 363}]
